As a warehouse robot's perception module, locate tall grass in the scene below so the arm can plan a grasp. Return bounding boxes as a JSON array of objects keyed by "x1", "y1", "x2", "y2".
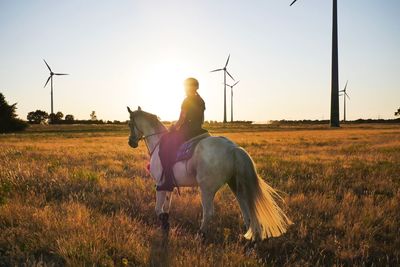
[{"x1": 0, "y1": 125, "x2": 399, "y2": 266}]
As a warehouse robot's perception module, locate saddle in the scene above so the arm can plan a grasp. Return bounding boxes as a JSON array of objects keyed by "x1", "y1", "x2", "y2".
[
  {"x1": 176, "y1": 132, "x2": 210, "y2": 162},
  {"x1": 157, "y1": 131, "x2": 210, "y2": 191}
]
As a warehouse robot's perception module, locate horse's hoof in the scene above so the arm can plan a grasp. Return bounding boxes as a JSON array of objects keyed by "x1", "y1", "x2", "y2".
[
  {"x1": 158, "y1": 213, "x2": 170, "y2": 232},
  {"x1": 158, "y1": 212, "x2": 169, "y2": 225},
  {"x1": 162, "y1": 222, "x2": 170, "y2": 232},
  {"x1": 243, "y1": 239, "x2": 257, "y2": 254}
]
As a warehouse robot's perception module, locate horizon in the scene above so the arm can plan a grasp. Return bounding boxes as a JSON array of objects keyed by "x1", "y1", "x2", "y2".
[{"x1": 1, "y1": 0, "x2": 399, "y2": 122}]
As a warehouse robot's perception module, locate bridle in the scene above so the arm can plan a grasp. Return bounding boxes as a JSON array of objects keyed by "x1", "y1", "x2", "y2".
[{"x1": 129, "y1": 119, "x2": 167, "y2": 157}]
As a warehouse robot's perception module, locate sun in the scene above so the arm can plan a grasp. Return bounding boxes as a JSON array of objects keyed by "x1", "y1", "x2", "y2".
[{"x1": 138, "y1": 61, "x2": 191, "y2": 121}]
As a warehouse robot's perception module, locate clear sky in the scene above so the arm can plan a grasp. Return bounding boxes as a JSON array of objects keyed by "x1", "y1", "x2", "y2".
[{"x1": 1, "y1": 0, "x2": 399, "y2": 122}]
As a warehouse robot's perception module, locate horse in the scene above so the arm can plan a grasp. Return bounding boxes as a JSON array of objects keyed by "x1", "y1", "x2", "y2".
[{"x1": 127, "y1": 106, "x2": 292, "y2": 240}]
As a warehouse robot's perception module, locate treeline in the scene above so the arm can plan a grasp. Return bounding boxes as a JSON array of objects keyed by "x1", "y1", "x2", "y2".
[
  {"x1": 270, "y1": 118, "x2": 400, "y2": 125},
  {"x1": 53, "y1": 119, "x2": 128, "y2": 125},
  {"x1": 161, "y1": 120, "x2": 253, "y2": 125},
  {"x1": 26, "y1": 110, "x2": 127, "y2": 125},
  {"x1": 351, "y1": 118, "x2": 400, "y2": 124},
  {"x1": 205, "y1": 120, "x2": 253, "y2": 125},
  {"x1": 2, "y1": 91, "x2": 400, "y2": 133}
]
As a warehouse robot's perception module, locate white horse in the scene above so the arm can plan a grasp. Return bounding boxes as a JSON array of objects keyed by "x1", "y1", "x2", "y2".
[{"x1": 127, "y1": 106, "x2": 292, "y2": 240}]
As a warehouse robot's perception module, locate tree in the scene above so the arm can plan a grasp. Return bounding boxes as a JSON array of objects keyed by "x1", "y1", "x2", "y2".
[
  {"x1": 56, "y1": 111, "x2": 64, "y2": 120},
  {"x1": 49, "y1": 111, "x2": 64, "y2": 124},
  {"x1": 395, "y1": 107, "x2": 400, "y2": 117},
  {"x1": 65, "y1": 114, "x2": 74, "y2": 122},
  {"x1": 0, "y1": 92, "x2": 28, "y2": 132},
  {"x1": 90, "y1": 111, "x2": 97, "y2": 121},
  {"x1": 27, "y1": 110, "x2": 49, "y2": 124}
]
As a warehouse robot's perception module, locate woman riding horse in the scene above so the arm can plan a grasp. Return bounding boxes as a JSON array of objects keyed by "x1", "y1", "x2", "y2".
[
  {"x1": 158, "y1": 78, "x2": 206, "y2": 191},
  {"x1": 127, "y1": 105, "x2": 292, "y2": 240}
]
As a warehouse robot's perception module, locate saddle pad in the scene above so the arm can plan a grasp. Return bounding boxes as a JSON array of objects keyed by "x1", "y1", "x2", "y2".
[{"x1": 176, "y1": 132, "x2": 211, "y2": 162}]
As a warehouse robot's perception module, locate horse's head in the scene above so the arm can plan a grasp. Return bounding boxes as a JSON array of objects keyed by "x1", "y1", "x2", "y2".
[
  {"x1": 127, "y1": 106, "x2": 143, "y2": 148},
  {"x1": 127, "y1": 106, "x2": 167, "y2": 149}
]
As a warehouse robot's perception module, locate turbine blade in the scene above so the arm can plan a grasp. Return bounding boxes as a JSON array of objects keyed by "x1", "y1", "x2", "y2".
[
  {"x1": 226, "y1": 70, "x2": 235, "y2": 81},
  {"x1": 44, "y1": 76, "x2": 51, "y2": 88},
  {"x1": 225, "y1": 54, "x2": 231, "y2": 68},
  {"x1": 290, "y1": 0, "x2": 298, "y2": 6},
  {"x1": 54, "y1": 73, "x2": 69, "y2": 75},
  {"x1": 344, "y1": 80, "x2": 348, "y2": 91},
  {"x1": 210, "y1": 69, "x2": 223, "y2": 72},
  {"x1": 233, "y1": 80, "x2": 240, "y2": 86},
  {"x1": 346, "y1": 93, "x2": 350, "y2": 100},
  {"x1": 43, "y1": 59, "x2": 52, "y2": 72}
]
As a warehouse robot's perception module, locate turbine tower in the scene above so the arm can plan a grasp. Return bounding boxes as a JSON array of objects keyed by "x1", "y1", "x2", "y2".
[
  {"x1": 225, "y1": 81, "x2": 240, "y2": 122},
  {"x1": 43, "y1": 59, "x2": 68, "y2": 115},
  {"x1": 290, "y1": 0, "x2": 340, "y2": 127},
  {"x1": 339, "y1": 80, "x2": 350, "y2": 122},
  {"x1": 211, "y1": 55, "x2": 235, "y2": 123}
]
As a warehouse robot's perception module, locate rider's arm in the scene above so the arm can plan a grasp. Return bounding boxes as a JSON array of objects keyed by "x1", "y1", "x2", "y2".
[{"x1": 175, "y1": 110, "x2": 187, "y2": 130}]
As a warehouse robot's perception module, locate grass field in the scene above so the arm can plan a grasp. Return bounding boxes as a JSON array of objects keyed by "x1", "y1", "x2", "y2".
[{"x1": 1, "y1": 124, "x2": 399, "y2": 266}]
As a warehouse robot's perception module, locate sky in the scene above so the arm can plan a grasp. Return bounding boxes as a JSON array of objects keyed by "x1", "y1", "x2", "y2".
[{"x1": 0, "y1": 0, "x2": 399, "y2": 122}]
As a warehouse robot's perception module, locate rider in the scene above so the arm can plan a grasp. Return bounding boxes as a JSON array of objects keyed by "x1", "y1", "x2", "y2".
[
  {"x1": 172, "y1": 77, "x2": 205, "y2": 138},
  {"x1": 158, "y1": 77, "x2": 206, "y2": 191}
]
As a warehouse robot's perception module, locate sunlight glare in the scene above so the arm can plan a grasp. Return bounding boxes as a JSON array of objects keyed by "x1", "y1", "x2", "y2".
[{"x1": 137, "y1": 61, "x2": 191, "y2": 121}]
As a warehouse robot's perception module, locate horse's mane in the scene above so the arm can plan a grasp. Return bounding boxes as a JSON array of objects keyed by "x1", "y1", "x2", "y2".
[{"x1": 134, "y1": 110, "x2": 166, "y2": 131}]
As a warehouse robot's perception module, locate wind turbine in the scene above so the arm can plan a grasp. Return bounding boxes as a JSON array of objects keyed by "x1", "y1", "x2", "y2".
[
  {"x1": 211, "y1": 55, "x2": 235, "y2": 123},
  {"x1": 290, "y1": 0, "x2": 340, "y2": 127},
  {"x1": 225, "y1": 81, "x2": 240, "y2": 122},
  {"x1": 43, "y1": 59, "x2": 68, "y2": 115},
  {"x1": 339, "y1": 80, "x2": 350, "y2": 122}
]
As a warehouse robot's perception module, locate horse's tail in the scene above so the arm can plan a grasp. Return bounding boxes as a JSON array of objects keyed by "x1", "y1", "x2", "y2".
[{"x1": 231, "y1": 147, "x2": 292, "y2": 240}]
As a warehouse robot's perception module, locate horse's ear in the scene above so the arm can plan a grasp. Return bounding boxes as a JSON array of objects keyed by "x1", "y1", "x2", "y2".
[
  {"x1": 138, "y1": 106, "x2": 142, "y2": 111},
  {"x1": 127, "y1": 106, "x2": 132, "y2": 113}
]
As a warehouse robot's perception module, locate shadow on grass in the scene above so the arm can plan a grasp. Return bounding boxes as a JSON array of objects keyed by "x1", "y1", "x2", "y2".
[{"x1": 148, "y1": 230, "x2": 170, "y2": 267}]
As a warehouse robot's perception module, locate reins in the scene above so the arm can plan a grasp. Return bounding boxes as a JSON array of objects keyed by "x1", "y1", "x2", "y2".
[
  {"x1": 146, "y1": 135, "x2": 164, "y2": 157},
  {"x1": 135, "y1": 127, "x2": 167, "y2": 157}
]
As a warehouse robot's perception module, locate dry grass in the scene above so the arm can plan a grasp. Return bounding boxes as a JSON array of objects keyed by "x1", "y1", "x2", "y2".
[{"x1": 0, "y1": 124, "x2": 399, "y2": 266}]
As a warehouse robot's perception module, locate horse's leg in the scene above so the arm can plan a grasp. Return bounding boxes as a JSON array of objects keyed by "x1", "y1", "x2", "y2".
[
  {"x1": 199, "y1": 188, "x2": 216, "y2": 236},
  {"x1": 155, "y1": 190, "x2": 166, "y2": 216},
  {"x1": 161, "y1": 191, "x2": 173, "y2": 231},
  {"x1": 228, "y1": 179, "x2": 251, "y2": 230},
  {"x1": 163, "y1": 191, "x2": 173, "y2": 213},
  {"x1": 236, "y1": 194, "x2": 251, "y2": 230},
  {"x1": 155, "y1": 190, "x2": 172, "y2": 231}
]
